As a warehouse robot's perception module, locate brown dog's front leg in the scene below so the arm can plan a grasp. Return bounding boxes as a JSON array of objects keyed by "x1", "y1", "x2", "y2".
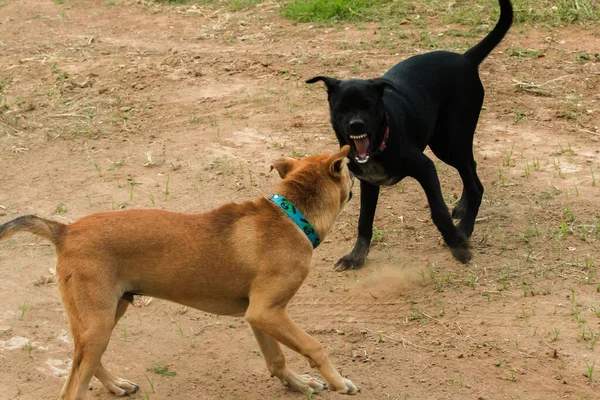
[
  {"x1": 251, "y1": 326, "x2": 327, "y2": 395},
  {"x1": 246, "y1": 306, "x2": 358, "y2": 395}
]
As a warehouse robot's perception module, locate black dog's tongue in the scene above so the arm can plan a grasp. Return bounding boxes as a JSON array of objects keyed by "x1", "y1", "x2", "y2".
[{"x1": 354, "y1": 138, "x2": 369, "y2": 159}]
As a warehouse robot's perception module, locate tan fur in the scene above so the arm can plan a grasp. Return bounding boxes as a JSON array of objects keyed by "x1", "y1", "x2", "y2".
[{"x1": 0, "y1": 146, "x2": 358, "y2": 399}]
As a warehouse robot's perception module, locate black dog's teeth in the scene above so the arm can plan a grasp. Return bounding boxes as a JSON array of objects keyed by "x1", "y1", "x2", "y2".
[{"x1": 349, "y1": 134, "x2": 368, "y2": 139}]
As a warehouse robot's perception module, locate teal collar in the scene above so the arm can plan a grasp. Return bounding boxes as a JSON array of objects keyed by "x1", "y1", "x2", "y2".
[{"x1": 268, "y1": 194, "x2": 320, "y2": 249}]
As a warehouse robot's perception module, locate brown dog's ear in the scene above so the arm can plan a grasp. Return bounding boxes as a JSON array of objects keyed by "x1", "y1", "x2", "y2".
[
  {"x1": 270, "y1": 157, "x2": 298, "y2": 179},
  {"x1": 306, "y1": 76, "x2": 341, "y2": 93},
  {"x1": 370, "y1": 77, "x2": 398, "y2": 96},
  {"x1": 329, "y1": 145, "x2": 351, "y2": 177}
]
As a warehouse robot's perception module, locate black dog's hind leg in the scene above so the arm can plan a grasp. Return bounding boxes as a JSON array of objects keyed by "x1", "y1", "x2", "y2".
[
  {"x1": 335, "y1": 180, "x2": 380, "y2": 270},
  {"x1": 408, "y1": 153, "x2": 471, "y2": 264},
  {"x1": 455, "y1": 159, "x2": 483, "y2": 237},
  {"x1": 429, "y1": 94, "x2": 484, "y2": 237},
  {"x1": 451, "y1": 189, "x2": 467, "y2": 220}
]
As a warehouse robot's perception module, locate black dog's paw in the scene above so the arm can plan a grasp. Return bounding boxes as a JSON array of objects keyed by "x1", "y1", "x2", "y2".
[
  {"x1": 451, "y1": 204, "x2": 466, "y2": 220},
  {"x1": 457, "y1": 219, "x2": 475, "y2": 238},
  {"x1": 450, "y1": 235, "x2": 472, "y2": 264},
  {"x1": 334, "y1": 253, "x2": 366, "y2": 271}
]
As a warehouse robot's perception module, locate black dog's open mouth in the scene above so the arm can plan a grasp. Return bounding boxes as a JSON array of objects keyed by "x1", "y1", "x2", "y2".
[{"x1": 349, "y1": 134, "x2": 370, "y2": 163}]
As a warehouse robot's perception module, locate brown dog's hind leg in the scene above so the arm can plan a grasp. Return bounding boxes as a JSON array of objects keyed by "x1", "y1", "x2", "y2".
[
  {"x1": 94, "y1": 299, "x2": 139, "y2": 396},
  {"x1": 246, "y1": 304, "x2": 358, "y2": 395},
  {"x1": 59, "y1": 310, "x2": 115, "y2": 400},
  {"x1": 251, "y1": 326, "x2": 327, "y2": 395}
]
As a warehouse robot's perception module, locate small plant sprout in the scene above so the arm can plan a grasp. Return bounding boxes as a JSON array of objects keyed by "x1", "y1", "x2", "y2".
[
  {"x1": 150, "y1": 195, "x2": 155, "y2": 206},
  {"x1": 377, "y1": 332, "x2": 385, "y2": 343},
  {"x1": 25, "y1": 341, "x2": 32, "y2": 357},
  {"x1": 19, "y1": 300, "x2": 29, "y2": 321},
  {"x1": 592, "y1": 167, "x2": 596, "y2": 186},
  {"x1": 551, "y1": 327, "x2": 560, "y2": 342},
  {"x1": 523, "y1": 162, "x2": 531, "y2": 178},
  {"x1": 503, "y1": 142, "x2": 515, "y2": 167},
  {"x1": 164, "y1": 175, "x2": 170, "y2": 201},
  {"x1": 143, "y1": 372, "x2": 155, "y2": 393},
  {"x1": 122, "y1": 322, "x2": 129, "y2": 341},
  {"x1": 175, "y1": 320, "x2": 183, "y2": 336},
  {"x1": 559, "y1": 218, "x2": 568, "y2": 239},
  {"x1": 498, "y1": 167, "x2": 505, "y2": 186},
  {"x1": 585, "y1": 361, "x2": 595, "y2": 381},
  {"x1": 188, "y1": 328, "x2": 196, "y2": 348}
]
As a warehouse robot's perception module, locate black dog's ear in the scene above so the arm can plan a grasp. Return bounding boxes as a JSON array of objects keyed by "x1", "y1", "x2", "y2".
[
  {"x1": 306, "y1": 76, "x2": 341, "y2": 92},
  {"x1": 370, "y1": 78, "x2": 398, "y2": 96}
]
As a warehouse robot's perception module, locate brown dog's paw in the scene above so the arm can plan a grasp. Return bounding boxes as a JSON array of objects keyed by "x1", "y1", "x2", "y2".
[
  {"x1": 333, "y1": 378, "x2": 359, "y2": 395},
  {"x1": 106, "y1": 379, "x2": 139, "y2": 397},
  {"x1": 282, "y1": 373, "x2": 327, "y2": 394}
]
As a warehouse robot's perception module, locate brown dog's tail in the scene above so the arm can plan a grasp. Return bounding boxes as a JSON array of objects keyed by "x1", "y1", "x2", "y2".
[
  {"x1": 463, "y1": 0, "x2": 512, "y2": 66},
  {"x1": 0, "y1": 215, "x2": 66, "y2": 246}
]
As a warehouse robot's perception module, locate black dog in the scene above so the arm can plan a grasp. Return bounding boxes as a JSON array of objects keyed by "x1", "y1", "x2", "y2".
[{"x1": 307, "y1": 0, "x2": 512, "y2": 270}]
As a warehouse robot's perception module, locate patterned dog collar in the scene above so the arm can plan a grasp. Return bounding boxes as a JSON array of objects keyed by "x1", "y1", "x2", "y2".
[{"x1": 268, "y1": 194, "x2": 321, "y2": 249}]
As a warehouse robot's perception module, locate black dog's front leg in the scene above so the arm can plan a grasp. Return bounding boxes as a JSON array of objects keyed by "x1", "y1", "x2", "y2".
[
  {"x1": 409, "y1": 154, "x2": 472, "y2": 264},
  {"x1": 335, "y1": 180, "x2": 380, "y2": 270}
]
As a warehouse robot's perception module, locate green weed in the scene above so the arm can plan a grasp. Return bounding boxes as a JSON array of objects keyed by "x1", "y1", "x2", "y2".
[{"x1": 147, "y1": 362, "x2": 176, "y2": 377}]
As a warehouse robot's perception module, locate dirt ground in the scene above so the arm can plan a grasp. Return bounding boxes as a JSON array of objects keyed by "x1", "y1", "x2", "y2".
[{"x1": 1, "y1": 1, "x2": 599, "y2": 399}]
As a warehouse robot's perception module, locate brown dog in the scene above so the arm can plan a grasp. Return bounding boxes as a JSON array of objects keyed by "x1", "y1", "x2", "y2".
[{"x1": 0, "y1": 146, "x2": 358, "y2": 399}]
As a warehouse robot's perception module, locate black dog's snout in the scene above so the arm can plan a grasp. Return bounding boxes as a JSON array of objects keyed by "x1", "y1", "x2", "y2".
[{"x1": 348, "y1": 119, "x2": 366, "y2": 134}]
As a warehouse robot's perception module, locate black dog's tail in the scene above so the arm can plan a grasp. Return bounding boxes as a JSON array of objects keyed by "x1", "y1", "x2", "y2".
[
  {"x1": 464, "y1": 0, "x2": 513, "y2": 65},
  {"x1": 0, "y1": 215, "x2": 66, "y2": 246}
]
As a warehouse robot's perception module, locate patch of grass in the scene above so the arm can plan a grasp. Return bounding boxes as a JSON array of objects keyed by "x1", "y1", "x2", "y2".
[
  {"x1": 55, "y1": 203, "x2": 68, "y2": 214},
  {"x1": 153, "y1": 0, "x2": 263, "y2": 8},
  {"x1": 107, "y1": 159, "x2": 125, "y2": 172},
  {"x1": 507, "y1": 48, "x2": 543, "y2": 58},
  {"x1": 0, "y1": 77, "x2": 12, "y2": 113},
  {"x1": 280, "y1": 0, "x2": 599, "y2": 26},
  {"x1": 147, "y1": 362, "x2": 176, "y2": 377},
  {"x1": 371, "y1": 228, "x2": 385, "y2": 243},
  {"x1": 151, "y1": 0, "x2": 194, "y2": 4},
  {"x1": 512, "y1": 107, "x2": 526, "y2": 122},
  {"x1": 281, "y1": 0, "x2": 385, "y2": 23}
]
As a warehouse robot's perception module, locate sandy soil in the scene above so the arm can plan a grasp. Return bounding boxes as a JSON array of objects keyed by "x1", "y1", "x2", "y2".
[{"x1": 0, "y1": 1, "x2": 599, "y2": 399}]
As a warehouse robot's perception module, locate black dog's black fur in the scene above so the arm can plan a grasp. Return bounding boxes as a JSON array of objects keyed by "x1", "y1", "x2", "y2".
[{"x1": 307, "y1": 0, "x2": 513, "y2": 269}]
